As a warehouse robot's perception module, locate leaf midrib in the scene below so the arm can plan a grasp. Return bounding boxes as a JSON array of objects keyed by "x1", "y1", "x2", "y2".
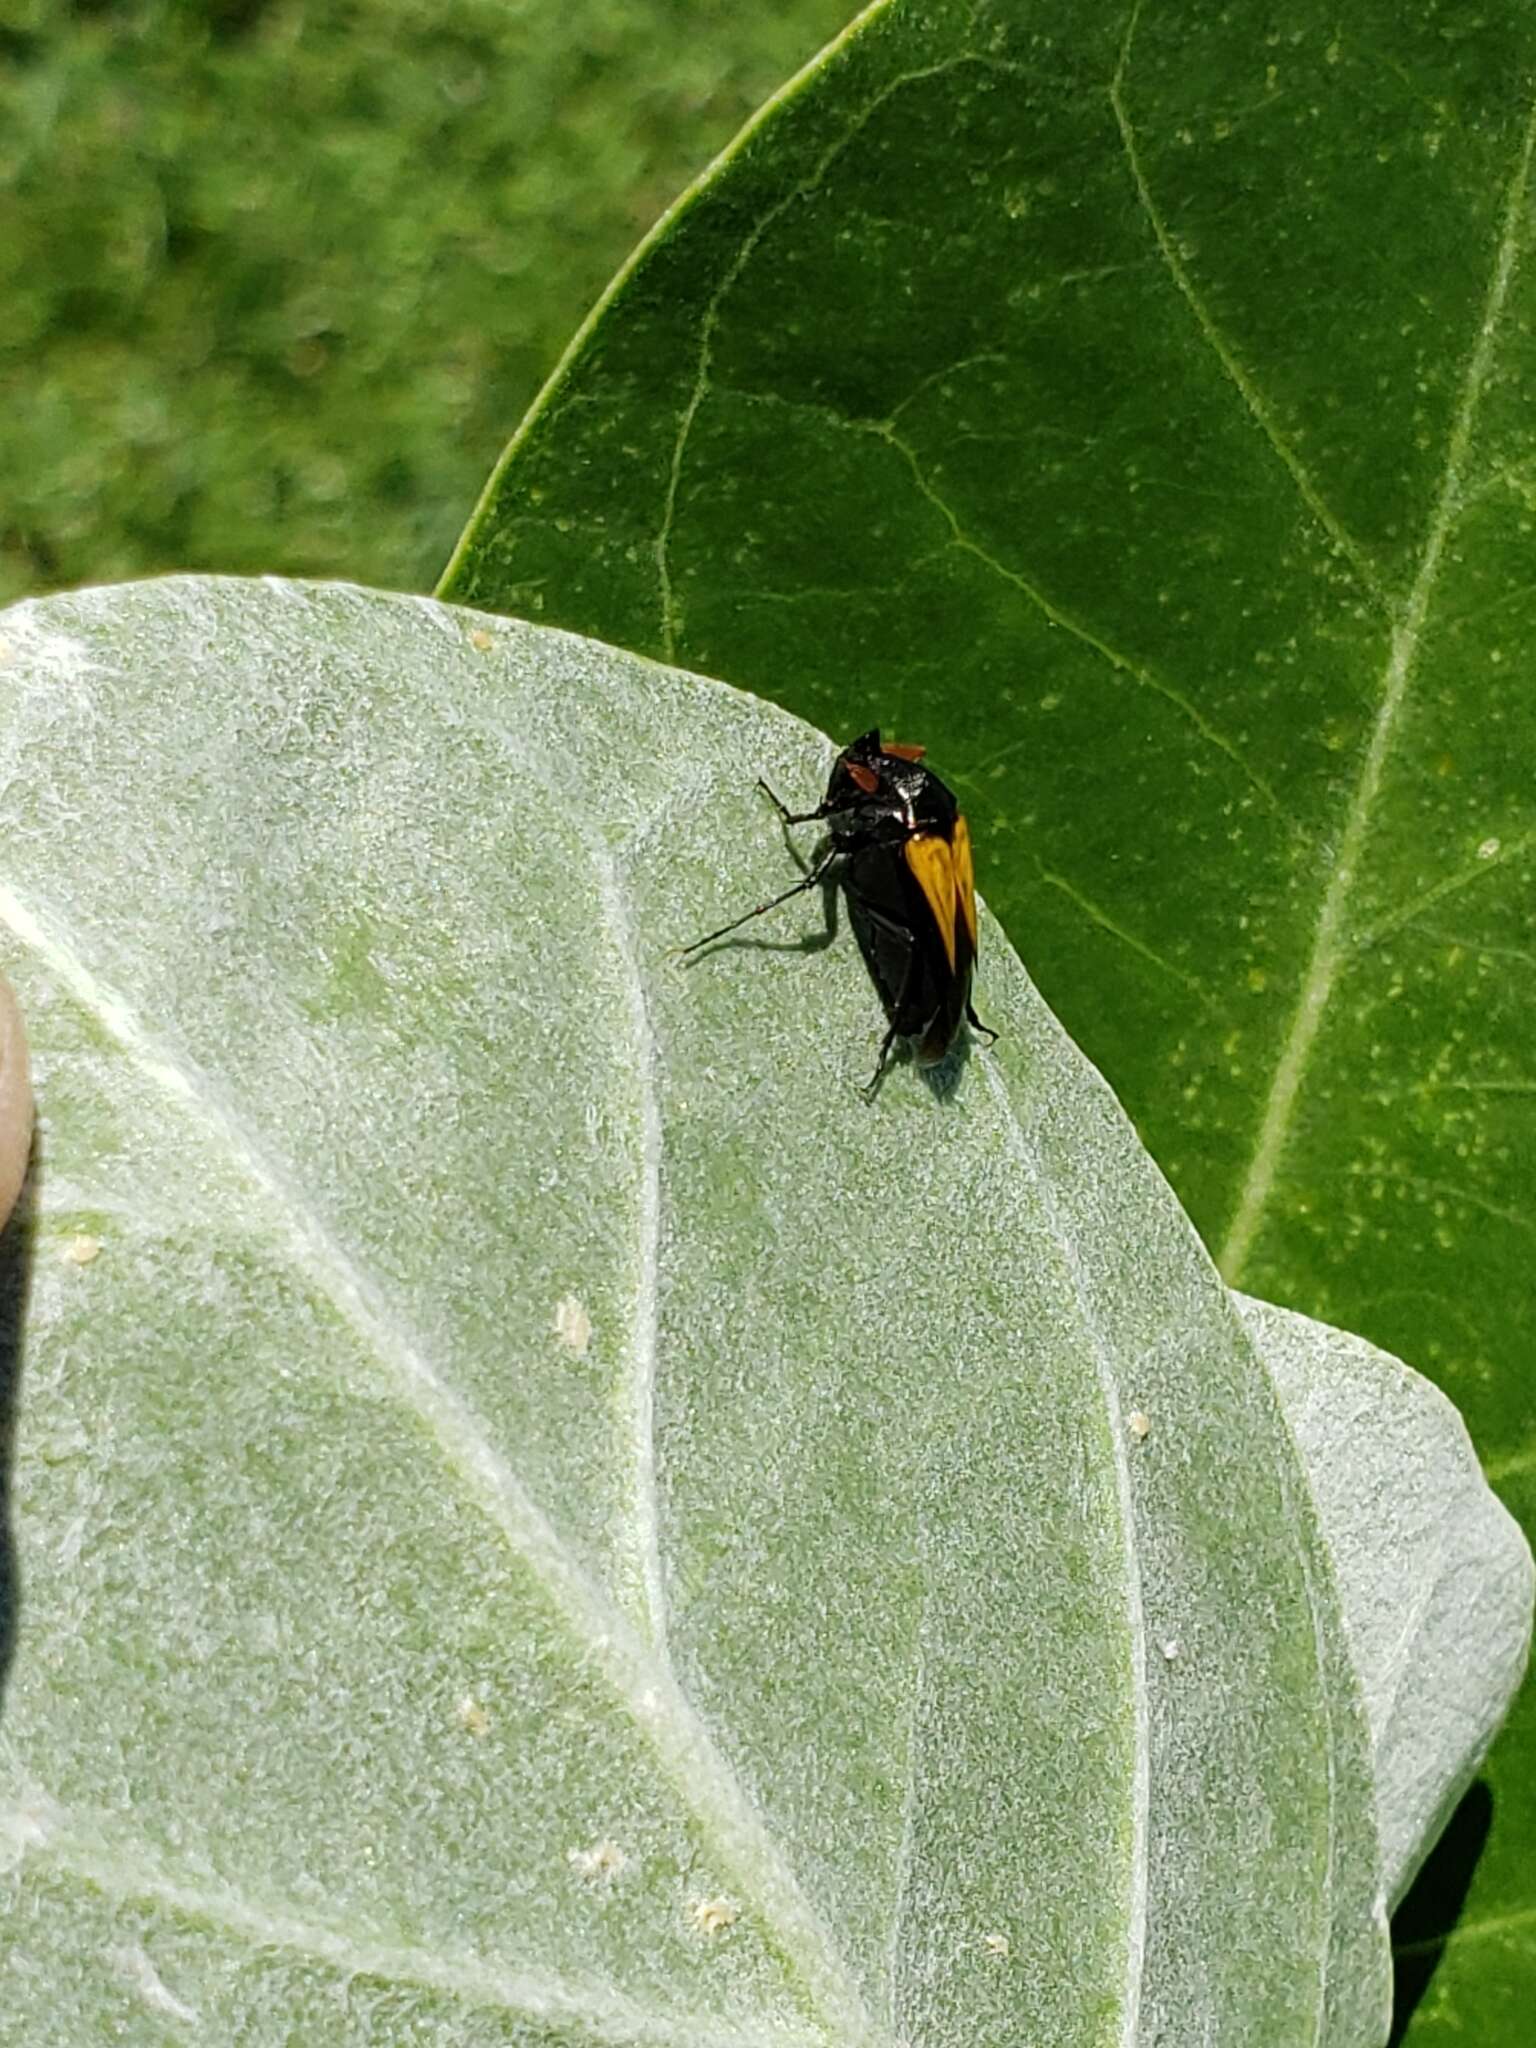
[
  {"x1": 0, "y1": 873, "x2": 883, "y2": 2048},
  {"x1": 978, "y1": 1060, "x2": 1152, "y2": 2048},
  {"x1": 1216, "y1": 92, "x2": 1536, "y2": 1284}
]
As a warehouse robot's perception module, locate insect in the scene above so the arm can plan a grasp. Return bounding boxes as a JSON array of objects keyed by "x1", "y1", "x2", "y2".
[{"x1": 682, "y1": 730, "x2": 995, "y2": 1095}]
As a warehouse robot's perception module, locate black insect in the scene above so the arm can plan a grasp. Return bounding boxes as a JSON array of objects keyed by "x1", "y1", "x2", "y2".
[{"x1": 682, "y1": 730, "x2": 995, "y2": 1095}]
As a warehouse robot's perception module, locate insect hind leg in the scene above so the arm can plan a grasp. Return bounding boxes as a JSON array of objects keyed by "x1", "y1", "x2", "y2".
[
  {"x1": 678, "y1": 850, "x2": 838, "y2": 955},
  {"x1": 966, "y1": 1001, "x2": 999, "y2": 1048},
  {"x1": 861, "y1": 1024, "x2": 901, "y2": 1103}
]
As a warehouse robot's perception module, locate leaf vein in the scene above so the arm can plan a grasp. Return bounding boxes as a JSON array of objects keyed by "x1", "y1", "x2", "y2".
[
  {"x1": 883, "y1": 1540, "x2": 930, "y2": 2036},
  {"x1": 978, "y1": 1061, "x2": 1149, "y2": 2046},
  {"x1": 879, "y1": 427, "x2": 1290, "y2": 819},
  {"x1": 1394, "y1": 1901, "x2": 1536, "y2": 1960},
  {"x1": 1031, "y1": 858, "x2": 1212, "y2": 997},
  {"x1": 653, "y1": 55, "x2": 983, "y2": 662},
  {"x1": 1218, "y1": 92, "x2": 1536, "y2": 1283},
  {"x1": 1109, "y1": 0, "x2": 1385, "y2": 604},
  {"x1": 7, "y1": 1814, "x2": 822, "y2": 2048},
  {"x1": 592, "y1": 847, "x2": 669, "y2": 1654},
  {"x1": 1287, "y1": 1447, "x2": 1342, "y2": 2048},
  {"x1": 1352, "y1": 826, "x2": 1536, "y2": 953},
  {"x1": 0, "y1": 880, "x2": 883, "y2": 2048},
  {"x1": 1484, "y1": 1445, "x2": 1536, "y2": 1484}
]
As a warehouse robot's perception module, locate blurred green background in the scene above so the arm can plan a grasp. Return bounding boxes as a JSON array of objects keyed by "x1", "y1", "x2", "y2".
[{"x1": 0, "y1": 0, "x2": 851, "y2": 607}]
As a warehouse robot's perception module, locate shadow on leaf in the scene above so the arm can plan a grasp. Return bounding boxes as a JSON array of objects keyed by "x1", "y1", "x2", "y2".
[{"x1": 1389, "y1": 1779, "x2": 1493, "y2": 2044}]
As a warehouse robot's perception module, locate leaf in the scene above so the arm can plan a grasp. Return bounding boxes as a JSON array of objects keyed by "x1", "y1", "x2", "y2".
[
  {"x1": 0, "y1": 573, "x2": 1441, "y2": 2045},
  {"x1": 1239, "y1": 1297, "x2": 1534, "y2": 1912},
  {"x1": 439, "y1": 3, "x2": 1536, "y2": 2030}
]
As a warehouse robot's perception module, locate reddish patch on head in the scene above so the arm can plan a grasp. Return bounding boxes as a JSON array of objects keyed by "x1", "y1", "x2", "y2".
[
  {"x1": 882, "y1": 741, "x2": 927, "y2": 761},
  {"x1": 847, "y1": 760, "x2": 880, "y2": 794}
]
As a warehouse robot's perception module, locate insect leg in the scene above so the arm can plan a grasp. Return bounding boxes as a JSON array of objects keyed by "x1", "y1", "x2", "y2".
[
  {"x1": 853, "y1": 905, "x2": 919, "y2": 1101},
  {"x1": 757, "y1": 778, "x2": 828, "y2": 827},
  {"x1": 679, "y1": 850, "x2": 838, "y2": 955},
  {"x1": 966, "y1": 1001, "x2": 999, "y2": 1047},
  {"x1": 861, "y1": 1023, "x2": 901, "y2": 1102}
]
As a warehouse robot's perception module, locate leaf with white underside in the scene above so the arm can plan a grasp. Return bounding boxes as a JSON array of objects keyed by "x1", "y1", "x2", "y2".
[
  {"x1": 0, "y1": 578, "x2": 1522, "y2": 2045},
  {"x1": 1239, "y1": 1297, "x2": 1534, "y2": 1912}
]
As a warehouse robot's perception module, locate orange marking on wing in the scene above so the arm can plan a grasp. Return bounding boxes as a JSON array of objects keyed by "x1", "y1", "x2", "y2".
[
  {"x1": 953, "y1": 813, "x2": 978, "y2": 954},
  {"x1": 904, "y1": 834, "x2": 959, "y2": 970},
  {"x1": 883, "y1": 741, "x2": 927, "y2": 761},
  {"x1": 847, "y1": 760, "x2": 879, "y2": 794}
]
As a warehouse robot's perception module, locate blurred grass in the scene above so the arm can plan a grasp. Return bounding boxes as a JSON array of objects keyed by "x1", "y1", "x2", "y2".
[{"x1": 0, "y1": 0, "x2": 851, "y2": 605}]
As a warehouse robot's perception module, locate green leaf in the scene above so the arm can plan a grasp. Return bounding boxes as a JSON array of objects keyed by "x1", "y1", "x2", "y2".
[
  {"x1": 0, "y1": 573, "x2": 1466, "y2": 2045},
  {"x1": 439, "y1": 3, "x2": 1536, "y2": 2031}
]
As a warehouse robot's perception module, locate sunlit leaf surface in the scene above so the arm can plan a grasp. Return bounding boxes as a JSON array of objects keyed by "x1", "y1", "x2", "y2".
[
  {"x1": 442, "y1": 6, "x2": 1536, "y2": 2032},
  {"x1": 0, "y1": 577, "x2": 1428, "y2": 2044}
]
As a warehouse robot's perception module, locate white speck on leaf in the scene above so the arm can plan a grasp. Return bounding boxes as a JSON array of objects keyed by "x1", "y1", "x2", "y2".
[
  {"x1": 552, "y1": 1294, "x2": 592, "y2": 1354},
  {"x1": 0, "y1": 1793, "x2": 61, "y2": 1867},
  {"x1": 568, "y1": 1839, "x2": 627, "y2": 1881},
  {"x1": 108, "y1": 1945, "x2": 198, "y2": 2025}
]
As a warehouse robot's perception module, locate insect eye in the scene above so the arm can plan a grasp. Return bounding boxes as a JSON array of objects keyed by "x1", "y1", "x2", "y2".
[{"x1": 847, "y1": 761, "x2": 880, "y2": 795}]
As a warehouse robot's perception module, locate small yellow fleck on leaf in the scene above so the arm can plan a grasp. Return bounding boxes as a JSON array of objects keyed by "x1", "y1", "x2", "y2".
[
  {"x1": 65, "y1": 1235, "x2": 102, "y2": 1266},
  {"x1": 457, "y1": 1694, "x2": 490, "y2": 1737},
  {"x1": 983, "y1": 1932, "x2": 1011, "y2": 1958},
  {"x1": 568, "y1": 1840, "x2": 626, "y2": 1881},
  {"x1": 690, "y1": 1896, "x2": 738, "y2": 1935},
  {"x1": 468, "y1": 627, "x2": 495, "y2": 652},
  {"x1": 1127, "y1": 1410, "x2": 1151, "y2": 1441}
]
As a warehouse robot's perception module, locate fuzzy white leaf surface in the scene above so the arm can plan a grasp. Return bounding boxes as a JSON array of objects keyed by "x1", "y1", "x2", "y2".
[{"x1": 0, "y1": 576, "x2": 1515, "y2": 2045}]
